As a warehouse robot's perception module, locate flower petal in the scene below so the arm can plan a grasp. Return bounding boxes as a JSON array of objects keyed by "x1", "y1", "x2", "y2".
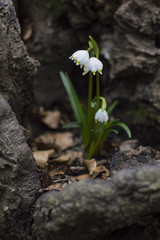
[
  {"x1": 84, "y1": 57, "x2": 103, "y2": 75},
  {"x1": 95, "y1": 108, "x2": 109, "y2": 123}
]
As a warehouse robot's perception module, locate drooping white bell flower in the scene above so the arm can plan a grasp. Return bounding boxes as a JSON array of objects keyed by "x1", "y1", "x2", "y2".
[
  {"x1": 69, "y1": 50, "x2": 89, "y2": 68},
  {"x1": 83, "y1": 57, "x2": 103, "y2": 75},
  {"x1": 95, "y1": 108, "x2": 109, "y2": 123}
]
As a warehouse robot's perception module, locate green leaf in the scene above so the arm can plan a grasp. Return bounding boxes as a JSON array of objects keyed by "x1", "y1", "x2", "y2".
[
  {"x1": 60, "y1": 71, "x2": 88, "y2": 145},
  {"x1": 111, "y1": 129, "x2": 119, "y2": 134},
  {"x1": 89, "y1": 36, "x2": 99, "y2": 58},
  {"x1": 114, "y1": 122, "x2": 131, "y2": 138},
  {"x1": 62, "y1": 122, "x2": 81, "y2": 128},
  {"x1": 60, "y1": 71, "x2": 86, "y2": 124},
  {"x1": 107, "y1": 100, "x2": 118, "y2": 116}
]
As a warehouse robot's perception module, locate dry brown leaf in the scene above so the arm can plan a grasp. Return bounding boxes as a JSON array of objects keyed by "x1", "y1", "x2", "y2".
[
  {"x1": 49, "y1": 168, "x2": 67, "y2": 177},
  {"x1": 51, "y1": 150, "x2": 83, "y2": 165},
  {"x1": 40, "y1": 109, "x2": 61, "y2": 129},
  {"x1": 33, "y1": 149, "x2": 55, "y2": 168},
  {"x1": 91, "y1": 165, "x2": 110, "y2": 179},
  {"x1": 51, "y1": 154, "x2": 70, "y2": 164},
  {"x1": 74, "y1": 174, "x2": 90, "y2": 180},
  {"x1": 97, "y1": 159, "x2": 107, "y2": 166},
  {"x1": 44, "y1": 184, "x2": 62, "y2": 191},
  {"x1": 84, "y1": 159, "x2": 97, "y2": 175},
  {"x1": 65, "y1": 150, "x2": 83, "y2": 162},
  {"x1": 33, "y1": 132, "x2": 58, "y2": 150},
  {"x1": 55, "y1": 132, "x2": 74, "y2": 150},
  {"x1": 34, "y1": 132, "x2": 73, "y2": 151}
]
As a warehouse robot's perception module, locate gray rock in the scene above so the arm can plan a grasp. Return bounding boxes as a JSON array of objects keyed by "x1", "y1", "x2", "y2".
[{"x1": 34, "y1": 165, "x2": 160, "y2": 240}]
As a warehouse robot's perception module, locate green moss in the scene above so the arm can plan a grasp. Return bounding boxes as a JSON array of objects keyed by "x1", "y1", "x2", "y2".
[
  {"x1": 127, "y1": 102, "x2": 160, "y2": 132},
  {"x1": 121, "y1": 157, "x2": 125, "y2": 164},
  {"x1": 48, "y1": 196, "x2": 59, "y2": 206}
]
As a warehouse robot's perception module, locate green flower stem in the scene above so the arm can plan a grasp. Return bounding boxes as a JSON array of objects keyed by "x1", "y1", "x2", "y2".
[
  {"x1": 96, "y1": 72, "x2": 100, "y2": 104},
  {"x1": 88, "y1": 72, "x2": 93, "y2": 109},
  {"x1": 88, "y1": 124, "x2": 108, "y2": 159},
  {"x1": 85, "y1": 71, "x2": 93, "y2": 148}
]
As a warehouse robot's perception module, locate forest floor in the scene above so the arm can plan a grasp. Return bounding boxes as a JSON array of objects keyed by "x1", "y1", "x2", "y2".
[{"x1": 31, "y1": 106, "x2": 160, "y2": 193}]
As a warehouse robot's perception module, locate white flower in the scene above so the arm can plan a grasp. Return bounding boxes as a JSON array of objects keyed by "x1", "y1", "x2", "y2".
[
  {"x1": 69, "y1": 50, "x2": 89, "y2": 68},
  {"x1": 83, "y1": 57, "x2": 103, "y2": 75},
  {"x1": 95, "y1": 108, "x2": 109, "y2": 123}
]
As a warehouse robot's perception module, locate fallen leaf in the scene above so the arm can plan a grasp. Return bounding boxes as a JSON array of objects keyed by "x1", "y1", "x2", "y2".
[
  {"x1": 40, "y1": 109, "x2": 61, "y2": 129},
  {"x1": 51, "y1": 154, "x2": 70, "y2": 164},
  {"x1": 44, "y1": 184, "x2": 62, "y2": 191},
  {"x1": 33, "y1": 132, "x2": 58, "y2": 150},
  {"x1": 74, "y1": 174, "x2": 90, "y2": 180},
  {"x1": 49, "y1": 167, "x2": 67, "y2": 177},
  {"x1": 33, "y1": 149, "x2": 55, "y2": 168},
  {"x1": 84, "y1": 159, "x2": 97, "y2": 175},
  {"x1": 34, "y1": 132, "x2": 74, "y2": 151},
  {"x1": 55, "y1": 132, "x2": 74, "y2": 150},
  {"x1": 65, "y1": 150, "x2": 83, "y2": 162},
  {"x1": 50, "y1": 150, "x2": 83, "y2": 165},
  {"x1": 70, "y1": 166, "x2": 86, "y2": 174},
  {"x1": 97, "y1": 159, "x2": 107, "y2": 166},
  {"x1": 91, "y1": 165, "x2": 110, "y2": 179}
]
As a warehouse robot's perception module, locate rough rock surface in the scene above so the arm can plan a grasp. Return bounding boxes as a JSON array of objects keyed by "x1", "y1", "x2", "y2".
[
  {"x1": 0, "y1": 96, "x2": 40, "y2": 240},
  {"x1": 0, "y1": 1, "x2": 40, "y2": 239},
  {"x1": 34, "y1": 164, "x2": 160, "y2": 240},
  {"x1": 0, "y1": 0, "x2": 39, "y2": 121},
  {"x1": 109, "y1": 0, "x2": 160, "y2": 110}
]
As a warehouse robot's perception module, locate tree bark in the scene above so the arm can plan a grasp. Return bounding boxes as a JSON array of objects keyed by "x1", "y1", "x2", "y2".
[
  {"x1": 0, "y1": 0, "x2": 39, "y2": 122},
  {"x1": 0, "y1": 1, "x2": 40, "y2": 239}
]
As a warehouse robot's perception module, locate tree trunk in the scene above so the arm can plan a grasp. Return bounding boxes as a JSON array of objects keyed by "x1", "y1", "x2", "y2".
[{"x1": 0, "y1": 1, "x2": 40, "y2": 239}]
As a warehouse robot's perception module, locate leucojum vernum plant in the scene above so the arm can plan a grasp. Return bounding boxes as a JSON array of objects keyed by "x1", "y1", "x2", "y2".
[{"x1": 60, "y1": 36, "x2": 131, "y2": 159}]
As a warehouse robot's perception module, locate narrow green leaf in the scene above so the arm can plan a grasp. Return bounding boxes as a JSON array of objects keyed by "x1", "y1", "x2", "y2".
[
  {"x1": 114, "y1": 122, "x2": 131, "y2": 138},
  {"x1": 62, "y1": 122, "x2": 81, "y2": 128},
  {"x1": 111, "y1": 129, "x2": 119, "y2": 134},
  {"x1": 60, "y1": 71, "x2": 88, "y2": 145},
  {"x1": 60, "y1": 71, "x2": 86, "y2": 125},
  {"x1": 107, "y1": 100, "x2": 118, "y2": 116},
  {"x1": 60, "y1": 72, "x2": 80, "y2": 121},
  {"x1": 89, "y1": 36, "x2": 99, "y2": 58}
]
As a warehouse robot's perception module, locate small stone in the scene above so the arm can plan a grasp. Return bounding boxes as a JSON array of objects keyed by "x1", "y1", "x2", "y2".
[{"x1": 137, "y1": 155, "x2": 148, "y2": 163}]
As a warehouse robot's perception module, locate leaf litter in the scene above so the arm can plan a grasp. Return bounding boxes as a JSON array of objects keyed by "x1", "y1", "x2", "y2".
[{"x1": 32, "y1": 107, "x2": 111, "y2": 193}]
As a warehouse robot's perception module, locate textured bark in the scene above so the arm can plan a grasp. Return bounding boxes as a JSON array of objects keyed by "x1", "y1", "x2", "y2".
[
  {"x1": 0, "y1": 1, "x2": 40, "y2": 239},
  {"x1": 0, "y1": 0, "x2": 39, "y2": 122},
  {"x1": 0, "y1": 96, "x2": 40, "y2": 240},
  {"x1": 109, "y1": 0, "x2": 160, "y2": 109},
  {"x1": 34, "y1": 165, "x2": 160, "y2": 240}
]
